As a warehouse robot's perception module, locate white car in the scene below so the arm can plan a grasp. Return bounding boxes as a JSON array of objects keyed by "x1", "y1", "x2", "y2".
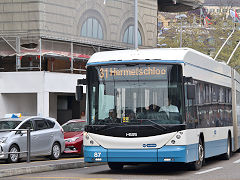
[{"x1": 0, "y1": 114, "x2": 65, "y2": 163}]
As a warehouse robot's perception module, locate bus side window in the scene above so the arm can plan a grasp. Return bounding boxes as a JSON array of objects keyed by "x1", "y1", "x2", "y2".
[{"x1": 185, "y1": 83, "x2": 198, "y2": 128}]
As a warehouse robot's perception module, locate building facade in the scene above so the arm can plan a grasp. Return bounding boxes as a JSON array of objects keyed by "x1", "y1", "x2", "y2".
[{"x1": 0, "y1": 0, "x2": 158, "y2": 124}]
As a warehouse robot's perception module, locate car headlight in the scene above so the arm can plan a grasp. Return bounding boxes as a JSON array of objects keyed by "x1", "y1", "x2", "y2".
[
  {"x1": 0, "y1": 137, "x2": 8, "y2": 143},
  {"x1": 65, "y1": 137, "x2": 79, "y2": 142}
]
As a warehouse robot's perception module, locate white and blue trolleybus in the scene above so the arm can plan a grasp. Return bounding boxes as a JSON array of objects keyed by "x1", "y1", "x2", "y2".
[{"x1": 78, "y1": 48, "x2": 240, "y2": 170}]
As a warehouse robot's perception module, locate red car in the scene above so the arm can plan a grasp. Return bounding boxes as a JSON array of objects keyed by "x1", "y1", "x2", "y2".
[{"x1": 62, "y1": 119, "x2": 86, "y2": 156}]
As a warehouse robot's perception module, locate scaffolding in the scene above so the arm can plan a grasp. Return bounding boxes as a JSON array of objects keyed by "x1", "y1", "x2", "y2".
[{"x1": 0, "y1": 36, "x2": 94, "y2": 73}]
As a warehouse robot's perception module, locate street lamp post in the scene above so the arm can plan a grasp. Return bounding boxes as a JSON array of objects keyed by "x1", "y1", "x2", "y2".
[
  {"x1": 134, "y1": 0, "x2": 138, "y2": 49},
  {"x1": 180, "y1": 18, "x2": 183, "y2": 48},
  {"x1": 175, "y1": 14, "x2": 187, "y2": 48}
]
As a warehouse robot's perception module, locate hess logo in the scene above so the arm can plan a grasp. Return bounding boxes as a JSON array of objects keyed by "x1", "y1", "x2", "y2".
[{"x1": 126, "y1": 133, "x2": 137, "y2": 137}]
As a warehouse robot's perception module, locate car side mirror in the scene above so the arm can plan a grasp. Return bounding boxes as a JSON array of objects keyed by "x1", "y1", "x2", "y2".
[
  {"x1": 187, "y1": 84, "x2": 196, "y2": 99},
  {"x1": 77, "y1": 79, "x2": 86, "y2": 85},
  {"x1": 16, "y1": 130, "x2": 26, "y2": 136}
]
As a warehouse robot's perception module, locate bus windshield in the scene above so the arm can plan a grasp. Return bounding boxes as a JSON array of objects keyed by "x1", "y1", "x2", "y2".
[{"x1": 87, "y1": 63, "x2": 183, "y2": 126}]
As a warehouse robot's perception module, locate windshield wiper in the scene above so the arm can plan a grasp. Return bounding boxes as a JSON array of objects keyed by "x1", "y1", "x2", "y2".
[
  {"x1": 92, "y1": 122, "x2": 128, "y2": 132},
  {"x1": 137, "y1": 119, "x2": 167, "y2": 131}
]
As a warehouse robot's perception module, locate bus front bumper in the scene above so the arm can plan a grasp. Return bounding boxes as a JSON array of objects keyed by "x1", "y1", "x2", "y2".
[{"x1": 84, "y1": 144, "x2": 198, "y2": 163}]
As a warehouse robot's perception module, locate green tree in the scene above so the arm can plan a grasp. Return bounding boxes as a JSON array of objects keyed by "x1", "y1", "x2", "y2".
[{"x1": 158, "y1": 11, "x2": 240, "y2": 70}]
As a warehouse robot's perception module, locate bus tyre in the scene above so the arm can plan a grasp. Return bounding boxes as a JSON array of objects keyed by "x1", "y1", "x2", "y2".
[
  {"x1": 189, "y1": 139, "x2": 204, "y2": 171},
  {"x1": 108, "y1": 162, "x2": 124, "y2": 171},
  {"x1": 7, "y1": 144, "x2": 20, "y2": 163},
  {"x1": 50, "y1": 142, "x2": 61, "y2": 160},
  {"x1": 222, "y1": 135, "x2": 232, "y2": 160}
]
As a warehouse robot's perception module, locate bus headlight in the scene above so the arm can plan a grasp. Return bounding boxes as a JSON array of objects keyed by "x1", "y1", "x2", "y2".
[
  {"x1": 83, "y1": 133, "x2": 99, "y2": 146},
  {"x1": 166, "y1": 131, "x2": 185, "y2": 146},
  {"x1": 176, "y1": 135, "x2": 181, "y2": 139},
  {"x1": 86, "y1": 135, "x2": 90, "y2": 140}
]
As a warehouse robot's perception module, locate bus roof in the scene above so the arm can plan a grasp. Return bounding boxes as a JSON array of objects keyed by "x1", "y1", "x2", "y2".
[
  {"x1": 87, "y1": 48, "x2": 234, "y2": 87},
  {"x1": 88, "y1": 48, "x2": 214, "y2": 64}
]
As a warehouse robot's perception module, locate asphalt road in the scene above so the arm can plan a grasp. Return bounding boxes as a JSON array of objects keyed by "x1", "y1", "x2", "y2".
[{"x1": 3, "y1": 151, "x2": 240, "y2": 180}]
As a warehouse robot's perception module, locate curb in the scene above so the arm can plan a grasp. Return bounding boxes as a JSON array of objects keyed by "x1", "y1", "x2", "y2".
[{"x1": 0, "y1": 161, "x2": 106, "y2": 178}]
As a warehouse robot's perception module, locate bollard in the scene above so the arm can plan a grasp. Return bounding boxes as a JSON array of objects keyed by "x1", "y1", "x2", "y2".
[{"x1": 27, "y1": 128, "x2": 31, "y2": 163}]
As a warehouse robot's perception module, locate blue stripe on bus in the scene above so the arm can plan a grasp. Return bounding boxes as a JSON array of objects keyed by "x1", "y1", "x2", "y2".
[
  {"x1": 84, "y1": 145, "x2": 196, "y2": 163},
  {"x1": 204, "y1": 139, "x2": 227, "y2": 158},
  {"x1": 84, "y1": 146, "x2": 108, "y2": 162},
  {"x1": 84, "y1": 137, "x2": 237, "y2": 163},
  {"x1": 87, "y1": 60, "x2": 232, "y2": 79},
  {"x1": 108, "y1": 149, "x2": 158, "y2": 162},
  {"x1": 157, "y1": 144, "x2": 197, "y2": 163},
  {"x1": 87, "y1": 60, "x2": 184, "y2": 66}
]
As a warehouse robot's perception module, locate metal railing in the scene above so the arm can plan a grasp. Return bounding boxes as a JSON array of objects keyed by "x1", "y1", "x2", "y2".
[{"x1": 0, "y1": 128, "x2": 31, "y2": 163}]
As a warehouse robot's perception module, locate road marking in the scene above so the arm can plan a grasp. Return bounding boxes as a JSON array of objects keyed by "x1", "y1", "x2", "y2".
[
  {"x1": 233, "y1": 159, "x2": 240, "y2": 164},
  {"x1": 18, "y1": 176, "x2": 114, "y2": 180},
  {"x1": 195, "y1": 167, "x2": 223, "y2": 175}
]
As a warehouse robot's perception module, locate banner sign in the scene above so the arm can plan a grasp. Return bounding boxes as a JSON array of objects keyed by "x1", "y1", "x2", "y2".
[{"x1": 98, "y1": 66, "x2": 168, "y2": 81}]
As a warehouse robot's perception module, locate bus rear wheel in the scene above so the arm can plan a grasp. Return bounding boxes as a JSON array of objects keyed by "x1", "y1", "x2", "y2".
[
  {"x1": 108, "y1": 162, "x2": 124, "y2": 171},
  {"x1": 189, "y1": 138, "x2": 204, "y2": 171},
  {"x1": 222, "y1": 135, "x2": 232, "y2": 160}
]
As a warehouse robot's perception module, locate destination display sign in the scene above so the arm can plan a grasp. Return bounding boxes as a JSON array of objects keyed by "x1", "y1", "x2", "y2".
[{"x1": 98, "y1": 66, "x2": 168, "y2": 81}]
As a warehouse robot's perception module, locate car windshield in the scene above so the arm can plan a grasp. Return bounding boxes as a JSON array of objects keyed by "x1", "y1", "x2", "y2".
[
  {"x1": 0, "y1": 121, "x2": 21, "y2": 130},
  {"x1": 87, "y1": 64, "x2": 183, "y2": 126},
  {"x1": 62, "y1": 122, "x2": 86, "y2": 132}
]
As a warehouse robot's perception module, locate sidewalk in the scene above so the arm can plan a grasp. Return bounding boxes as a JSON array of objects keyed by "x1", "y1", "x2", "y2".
[{"x1": 0, "y1": 157, "x2": 105, "y2": 178}]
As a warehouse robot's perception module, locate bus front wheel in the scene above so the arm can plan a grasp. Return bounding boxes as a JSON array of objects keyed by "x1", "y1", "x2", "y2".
[
  {"x1": 189, "y1": 138, "x2": 204, "y2": 171},
  {"x1": 108, "y1": 162, "x2": 124, "y2": 171}
]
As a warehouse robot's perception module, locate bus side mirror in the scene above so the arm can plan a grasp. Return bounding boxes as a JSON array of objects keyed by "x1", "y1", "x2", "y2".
[
  {"x1": 187, "y1": 84, "x2": 195, "y2": 99},
  {"x1": 76, "y1": 85, "x2": 83, "y2": 101},
  {"x1": 77, "y1": 79, "x2": 86, "y2": 85}
]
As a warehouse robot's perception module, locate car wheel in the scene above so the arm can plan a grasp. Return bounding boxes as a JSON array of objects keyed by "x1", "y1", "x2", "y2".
[
  {"x1": 50, "y1": 142, "x2": 61, "y2": 160},
  {"x1": 7, "y1": 144, "x2": 20, "y2": 163},
  {"x1": 189, "y1": 138, "x2": 204, "y2": 170},
  {"x1": 108, "y1": 162, "x2": 124, "y2": 171}
]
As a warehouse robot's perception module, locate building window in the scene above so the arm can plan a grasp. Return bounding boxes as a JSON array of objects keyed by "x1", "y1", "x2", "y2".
[
  {"x1": 123, "y1": 26, "x2": 142, "y2": 45},
  {"x1": 81, "y1": 18, "x2": 103, "y2": 39}
]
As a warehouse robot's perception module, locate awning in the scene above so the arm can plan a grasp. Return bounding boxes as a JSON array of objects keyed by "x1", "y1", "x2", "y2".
[
  {"x1": 0, "y1": 37, "x2": 91, "y2": 60},
  {"x1": 1, "y1": 48, "x2": 90, "y2": 60},
  {"x1": 21, "y1": 49, "x2": 90, "y2": 60}
]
